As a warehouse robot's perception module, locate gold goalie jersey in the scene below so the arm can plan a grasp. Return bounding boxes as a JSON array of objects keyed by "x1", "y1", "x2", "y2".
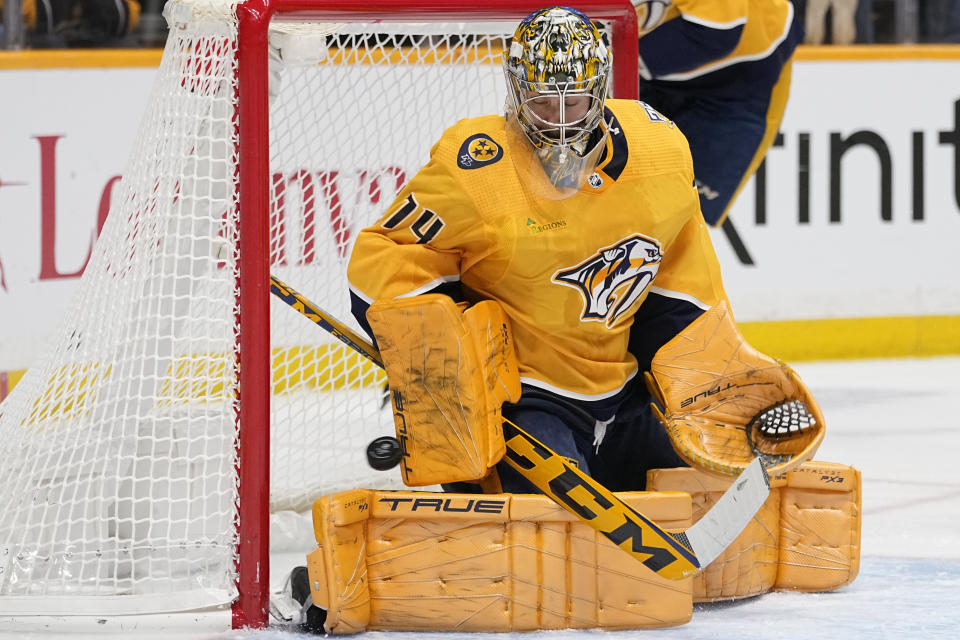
[{"x1": 348, "y1": 99, "x2": 727, "y2": 402}]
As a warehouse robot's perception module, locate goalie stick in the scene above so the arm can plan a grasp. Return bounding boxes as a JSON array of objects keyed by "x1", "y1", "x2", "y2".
[{"x1": 269, "y1": 274, "x2": 770, "y2": 580}]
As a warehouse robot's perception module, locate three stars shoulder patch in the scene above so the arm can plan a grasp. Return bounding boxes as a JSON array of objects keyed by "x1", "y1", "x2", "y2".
[{"x1": 457, "y1": 134, "x2": 503, "y2": 170}]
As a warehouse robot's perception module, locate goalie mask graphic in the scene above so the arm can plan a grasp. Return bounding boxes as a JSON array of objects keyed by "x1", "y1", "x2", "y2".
[
  {"x1": 504, "y1": 6, "x2": 611, "y2": 200},
  {"x1": 553, "y1": 234, "x2": 663, "y2": 327}
]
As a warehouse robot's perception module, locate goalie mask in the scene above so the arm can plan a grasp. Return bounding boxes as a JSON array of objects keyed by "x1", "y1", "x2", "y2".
[{"x1": 504, "y1": 6, "x2": 611, "y2": 199}]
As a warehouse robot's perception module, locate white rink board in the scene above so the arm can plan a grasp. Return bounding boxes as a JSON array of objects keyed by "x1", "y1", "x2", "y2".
[
  {"x1": 2, "y1": 57, "x2": 960, "y2": 370},
  {"x1": 0, "y1": 67, "x2": 157, "y2": 368},
  {"x1": 717, "y1": 58, "x2": 960, "y2": 322}
]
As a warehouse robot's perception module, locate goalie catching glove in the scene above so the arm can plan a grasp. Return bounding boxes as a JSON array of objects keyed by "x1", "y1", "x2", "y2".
[
  {"x1": 645, "y1": 301, "x2": 824, "y2": 476},
  {"x1": 366, "y1": 294, "x2": 521, "y2": 486}
]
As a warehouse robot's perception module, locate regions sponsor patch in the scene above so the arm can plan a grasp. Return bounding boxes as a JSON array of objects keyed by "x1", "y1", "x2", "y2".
[
  {"x1": 526, "y1": 217, "x2": 568, "y2": 235},
  {"x1": 457, "y1": 134, "x2": 503, "y2": 169}
]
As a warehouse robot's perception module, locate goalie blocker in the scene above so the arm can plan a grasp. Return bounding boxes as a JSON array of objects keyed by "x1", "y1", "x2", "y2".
[
  {"x1": 365, "y1": 294, "x2": 521, "y2": 487},
  {"x1": 282, "y1": 460, "x2": 860, "y2": 633}
]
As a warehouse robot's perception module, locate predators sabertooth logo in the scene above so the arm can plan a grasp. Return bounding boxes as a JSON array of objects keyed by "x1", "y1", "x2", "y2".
[{"x1": 553, "y1": 234, "x2": 662, "y2": 327}]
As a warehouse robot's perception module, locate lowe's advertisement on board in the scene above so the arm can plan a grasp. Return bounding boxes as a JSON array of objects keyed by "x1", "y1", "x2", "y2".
[{"x1": 1, "y1": 55, "x2": 960, "y2": 379}]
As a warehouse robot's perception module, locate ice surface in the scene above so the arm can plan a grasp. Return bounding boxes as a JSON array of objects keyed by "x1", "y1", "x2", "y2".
[{"x1": 1, "y1": 357, "x2": 958, "y2": 639}]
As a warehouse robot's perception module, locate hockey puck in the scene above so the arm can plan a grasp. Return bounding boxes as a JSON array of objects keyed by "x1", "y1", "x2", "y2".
[{"x1": 366, "y1": 436, "x2": 402, "y2": 471}]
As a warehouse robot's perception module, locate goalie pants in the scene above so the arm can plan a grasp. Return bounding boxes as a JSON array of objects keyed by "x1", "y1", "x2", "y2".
[{"x1": 443, "y1": 383, "x2": 687, "y2": 494}]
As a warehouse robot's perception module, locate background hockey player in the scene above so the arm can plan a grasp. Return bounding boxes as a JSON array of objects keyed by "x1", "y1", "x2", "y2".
[
  {"x1": 346, "y1": 6, "x2": 822, "y2": 495},
  {"x1": 631, "y1": 0, "x2": 803, "y2": 261}
]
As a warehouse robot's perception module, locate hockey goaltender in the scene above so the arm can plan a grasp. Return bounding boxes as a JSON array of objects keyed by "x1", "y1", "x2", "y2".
[{"x1": 270, "y1": 6, "x2": 862, "y2": 634}]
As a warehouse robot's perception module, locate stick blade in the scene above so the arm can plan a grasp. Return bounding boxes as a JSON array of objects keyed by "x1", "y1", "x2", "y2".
[{"x1": 679, "y1": 457, "x2": 770, "y2": 569}]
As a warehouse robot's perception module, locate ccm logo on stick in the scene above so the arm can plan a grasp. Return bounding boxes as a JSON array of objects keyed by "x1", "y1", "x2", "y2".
[{"x1": 378, "y1": 497, "x2": 506, "y2": 514}]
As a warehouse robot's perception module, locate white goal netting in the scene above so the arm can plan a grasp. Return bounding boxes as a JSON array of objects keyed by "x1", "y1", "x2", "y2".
[{"x1": 0, "y1": 0, "x2": 515, "y2": 615}]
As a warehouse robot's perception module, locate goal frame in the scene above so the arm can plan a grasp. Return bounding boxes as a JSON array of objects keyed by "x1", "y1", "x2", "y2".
[{"x1": 231, "y1": 0, "x2": 638, "y2": 628}]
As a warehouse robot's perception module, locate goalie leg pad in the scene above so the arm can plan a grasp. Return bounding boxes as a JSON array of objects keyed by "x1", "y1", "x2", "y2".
[
  {"x1": 366, "y1": 295, "x2": 521, "y2": 486},
  {"x1": 306, "y1": 488, "x2": 694, "y2": 633},
  {"x1": 775, "y1": 461, "x2": 862, "y2": 592},
  {"x1": 648, "y1": 466, "x2": 781, "y2": 599},
  {"x1": 647, "y1": 460, "x2": 861, "y2": 601}
]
